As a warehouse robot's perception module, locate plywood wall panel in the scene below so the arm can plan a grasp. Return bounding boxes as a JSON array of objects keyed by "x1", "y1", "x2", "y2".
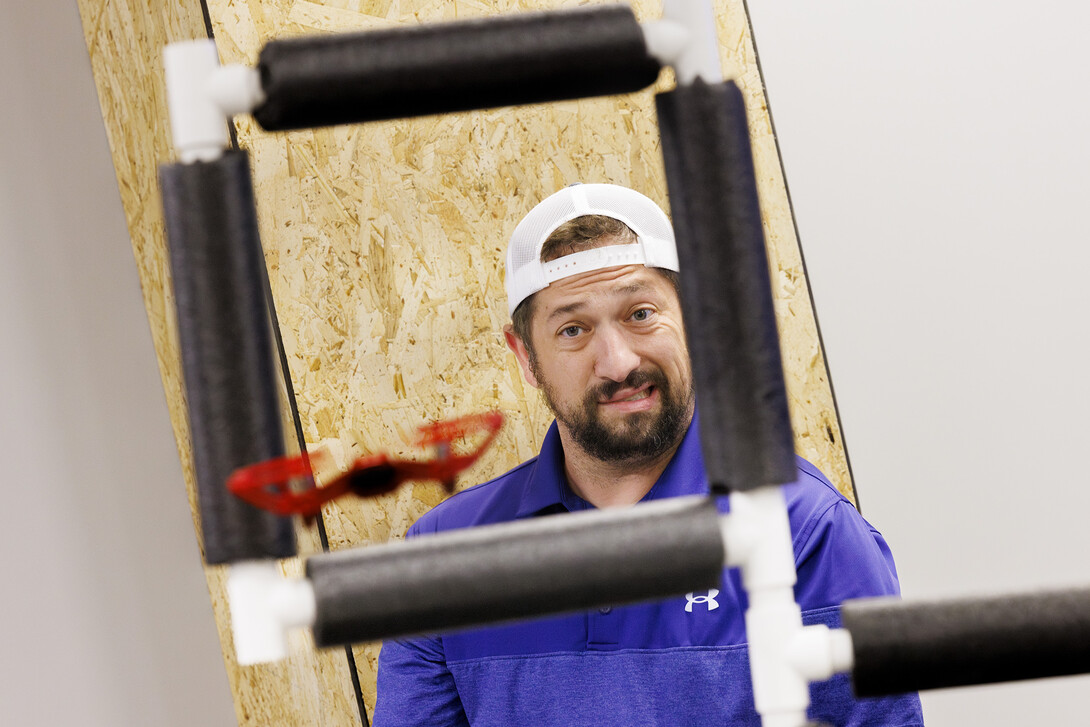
[
  {"x1": 77, "y1": 1, "x2": 365, "y2": 725},
  {"x1": 82, "y1": 0, "x2": 853, "y2": 723}
]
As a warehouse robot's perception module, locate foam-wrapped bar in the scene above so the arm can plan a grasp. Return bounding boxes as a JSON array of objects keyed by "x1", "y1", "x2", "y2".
[
  {"x1": 159, "y1": 150, "x2": 296, "y2": 564},
  {"x1": 842, "y1": 587, "x2": 1090, "y2": 696},
  {"x1": 306, "y1": 496, "x2": 722, "y2": 646},
  {"x1": 656, "y1": 80, "x2": 796, "y2": 493},
  {"x1": 253, "y1": 5, "x2": 661, "y2": 131}
]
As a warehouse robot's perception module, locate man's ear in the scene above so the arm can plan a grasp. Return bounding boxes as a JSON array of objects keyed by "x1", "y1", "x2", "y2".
[{"x1": 504, "y1": 324, "x2": 541, "y2": 389}]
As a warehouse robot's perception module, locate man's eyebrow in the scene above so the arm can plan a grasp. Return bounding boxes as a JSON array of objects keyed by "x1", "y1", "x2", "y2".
[
  {"x1": 616, "y1": 280, "x2": 652, "y2": 295},
  {"x1": 544, "y1": 281, "x2": 656, "y2": 322},
  {"x1": 545, "y1": 301, "x2": 587, "y2": 322}
]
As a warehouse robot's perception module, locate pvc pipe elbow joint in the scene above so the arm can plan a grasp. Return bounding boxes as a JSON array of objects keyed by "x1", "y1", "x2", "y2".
[
  {"x1": 227, "y1": 561, "x2": 316, "y2": 666},
  {"x1": 163, "y1": 40, "x2": 264, "y2": 163},
  {"x1": 657, "y1": 0, "x2": 724, "y2": 84}
]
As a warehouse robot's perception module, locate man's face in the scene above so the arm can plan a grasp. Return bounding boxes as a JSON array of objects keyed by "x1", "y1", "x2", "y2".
[{"x1": 507, "y1": 264, "x2": 695, "y2": 465}]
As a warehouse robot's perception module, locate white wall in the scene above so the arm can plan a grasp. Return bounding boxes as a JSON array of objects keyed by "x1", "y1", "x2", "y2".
[
  {"x1": 747, "y1": 1, "x2": 1090, "y2": 724},
  {"x1": 0, "y1": 3, "x2": 236, "y2": 725}
]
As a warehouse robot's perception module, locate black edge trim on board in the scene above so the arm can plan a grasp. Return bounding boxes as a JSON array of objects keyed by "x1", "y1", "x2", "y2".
[{"x1": 197, "y1": 3, "x2": 371, "y2": 724}]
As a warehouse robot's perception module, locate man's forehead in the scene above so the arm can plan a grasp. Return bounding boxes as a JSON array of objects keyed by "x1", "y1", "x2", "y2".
[{"x1": 537, "y1": 265, "x2": 669, "y2": 320}]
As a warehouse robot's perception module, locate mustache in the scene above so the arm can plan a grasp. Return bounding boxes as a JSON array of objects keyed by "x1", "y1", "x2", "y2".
[{"x1": 590, "y1": 368, "x2": 668, "y2": 402}]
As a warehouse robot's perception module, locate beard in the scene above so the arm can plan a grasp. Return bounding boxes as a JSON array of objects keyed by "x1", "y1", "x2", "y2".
[{"x1": 536, "y1": 364, "x2": 694, "y2": 464}]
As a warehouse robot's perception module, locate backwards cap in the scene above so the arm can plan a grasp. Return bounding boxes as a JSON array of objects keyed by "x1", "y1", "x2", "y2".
[{"x1": 504, "y1": 183, "x2": 679, "y2": 316}]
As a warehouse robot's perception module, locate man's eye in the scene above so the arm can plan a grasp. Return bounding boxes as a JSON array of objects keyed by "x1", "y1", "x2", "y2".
[
  {"x1": 631, "y1": 308, "x2": 653, "y2": 322},
  {"x1": 560, "y1": 326, "x2": 582, "y2": 338}
]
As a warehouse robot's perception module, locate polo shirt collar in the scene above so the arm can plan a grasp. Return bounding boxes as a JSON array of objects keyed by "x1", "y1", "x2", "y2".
[
  {"x1": 514, "y1": 421, "x2": 569, "y2": 517},
  {"x1": 514, "y1": 413, "x2": 708, "y2": 518}
]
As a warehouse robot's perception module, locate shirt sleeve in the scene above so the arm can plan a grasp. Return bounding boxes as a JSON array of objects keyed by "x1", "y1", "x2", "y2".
[
  {"x1": 372, "y1": 518, "x2": 470, "y2": 727},
  {"x1": 794, "y1": 499, "x2": 902, "y2": 609},
  {"x1": 373, "y1": 634, "x2": 469, "y2": 727},
  {"x1": 793, "y1": 500, "x2": 926, "y2": 726}
]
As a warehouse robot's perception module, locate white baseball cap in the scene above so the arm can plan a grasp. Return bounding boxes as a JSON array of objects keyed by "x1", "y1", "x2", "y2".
[{"x1": 504, "y1": 183, "x2": 679, "y2": 316}]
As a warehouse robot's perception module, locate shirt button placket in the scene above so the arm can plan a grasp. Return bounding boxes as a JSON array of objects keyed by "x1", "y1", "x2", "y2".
[{"x1": 588, "y1": 605, "x2": 620, "y2": 649}]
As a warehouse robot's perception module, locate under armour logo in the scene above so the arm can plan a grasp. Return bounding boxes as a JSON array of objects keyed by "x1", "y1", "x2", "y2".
[{"x1": 685, "y1": 589, "x2": 720, "y2": 612}]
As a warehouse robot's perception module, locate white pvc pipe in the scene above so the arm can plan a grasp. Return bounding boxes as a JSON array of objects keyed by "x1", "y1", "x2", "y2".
[
  {"x1": 226, "y1": 561, "x2": 316, "y2": 666},
  {"x1": 207, "y1": 63, "x2": 265, "y2": 117},
  {"x1": 721, "y1": 487, "x2": 858, "y2": 725},
  {"x1": 788, "y1": 624, "x2": 856, "y2": 683},
  {"x1": 163, "y1": 40, "x2": 229, "y2": 163},
  {"x1": 641, "y1": 20, "x2": 691, "y2": 70},
  {"x1": 163, "y1": 40, "x2": 264, "y2": 163},
  {"x1": 658, "y1": 0, "x2": 724, "y2": 84},
  {"x1": 723, "y1": 486, "x2": 807, "y2": 726}
]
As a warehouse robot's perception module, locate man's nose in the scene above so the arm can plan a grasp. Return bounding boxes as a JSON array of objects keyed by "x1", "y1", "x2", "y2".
[{"x1": 593, "y1": 326, "x2": 641, "y2": 383}]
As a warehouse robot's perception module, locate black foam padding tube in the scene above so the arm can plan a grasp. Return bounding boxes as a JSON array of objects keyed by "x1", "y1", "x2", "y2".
[
  {"x1": 160, "y1": 151, "x2": 296, "y2": 565},
  {"x1": 842, "y1": 587, "x2": 1090, "y2": 696},
  {"x1": 306, "y1": 496, "x2": 722, "y2": 646},
  {"x1": 253, "y1": 5, "x2": 661, "y2": 131},
  {"x1": 656, "y1": 80, "x2": 796, "y2": 493}
]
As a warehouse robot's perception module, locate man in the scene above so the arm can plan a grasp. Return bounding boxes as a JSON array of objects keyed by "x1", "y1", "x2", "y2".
[{"x1": 374, "y1": 184, "x2": 923, "y2": 726}]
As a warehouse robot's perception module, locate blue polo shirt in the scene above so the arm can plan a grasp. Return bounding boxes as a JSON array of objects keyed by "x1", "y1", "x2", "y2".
[{"x1": 374, "y1": 418, "x2": 924, "y2": 726}]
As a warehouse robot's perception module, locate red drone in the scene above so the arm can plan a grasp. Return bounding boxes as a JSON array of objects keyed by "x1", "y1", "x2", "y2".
[{"x1": 228, "y1": 410, "x2": 504, "y2": 518}]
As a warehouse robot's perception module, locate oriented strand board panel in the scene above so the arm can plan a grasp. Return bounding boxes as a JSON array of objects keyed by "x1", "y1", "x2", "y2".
[
  {"x1": 81, "y1": 0, "x2": 854, "y2": 724},
  {"x1": 76, "y1": 1, "x2": 364, "y2": 725}
]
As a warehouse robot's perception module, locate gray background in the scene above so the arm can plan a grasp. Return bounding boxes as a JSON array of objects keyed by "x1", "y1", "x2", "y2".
[
  {"x1": 0, "y1": 3, "x2": 236, "y2": 725},
  {"x1": 748, "y1": 0, "x2": 1090, "y2": 723},
  {"x1": 3, "y1": 1, "x2": 1087, "y2": 724}
]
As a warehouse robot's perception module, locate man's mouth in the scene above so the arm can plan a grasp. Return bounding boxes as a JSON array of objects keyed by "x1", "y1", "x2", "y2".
[{"x1": 600, "y1": 384, "x2": 655, "y2": 406}]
